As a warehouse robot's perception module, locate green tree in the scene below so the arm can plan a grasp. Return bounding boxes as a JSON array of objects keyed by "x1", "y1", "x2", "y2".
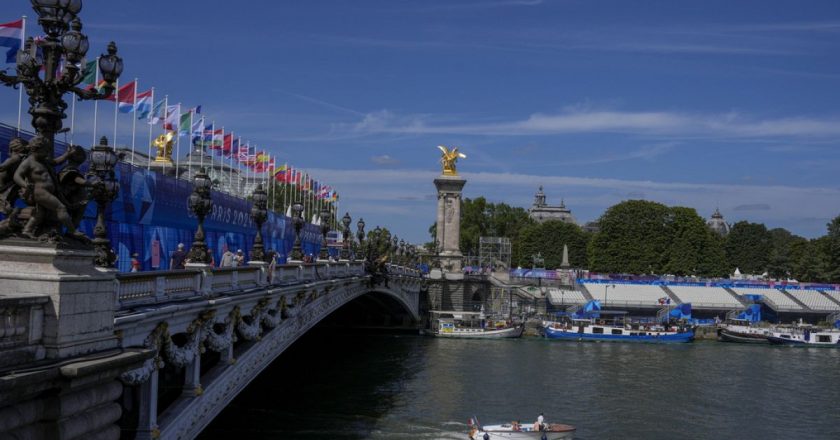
[
  {"x1": 588, "y1": 200, "x2": 672, "y2": 274},
  {"x1": 663, "y1": 207, "x2": 709, "y2": 276},
  {"x1": 766, "y1": 228, "x2": 807, "y2": 279},
  {"x1": 825, "y1": 215, "x2": 840, "y2": 282},
  {"x1": 724, "y1": 221, "x2": 772, "y2": 275},
  {"x1": 519, "y1": 220, "x2": 590, "y2": 268}
]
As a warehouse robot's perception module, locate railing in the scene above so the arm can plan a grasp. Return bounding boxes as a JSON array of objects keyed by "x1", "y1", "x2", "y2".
[{"x1": 114, "y1": 260, "x2": 403, "y2": 310}]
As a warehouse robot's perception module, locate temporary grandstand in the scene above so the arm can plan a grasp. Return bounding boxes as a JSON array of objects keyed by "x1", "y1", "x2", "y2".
[
  {"x1": 783, "y1": 289, "x2": 840, "y2": 312},
  {"x1": 667, "y1": 285, "x2": 743, "y2": 309},
  {"x1": 732, "y1": 287, "x2": 804, "y2": 312}
]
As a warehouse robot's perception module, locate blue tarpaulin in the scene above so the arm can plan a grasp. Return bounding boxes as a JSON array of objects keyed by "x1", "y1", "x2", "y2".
[{"x1": 736, "y1": 304, "x2": 762, "y2": 322}]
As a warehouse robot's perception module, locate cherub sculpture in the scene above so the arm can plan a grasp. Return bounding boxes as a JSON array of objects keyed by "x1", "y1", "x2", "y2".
[
  {"x1": 57, "y1": 146, "x2": 91, "y2": 230},
  {"x1": 0, "y1": 137, "x2": 28, "y2": 227},
  {"x1": 437, "y1": 145, "x2": 466, "y2": 176},
  {"x1": 13, "y1": 135, "x2": 87, "y2": 240}
]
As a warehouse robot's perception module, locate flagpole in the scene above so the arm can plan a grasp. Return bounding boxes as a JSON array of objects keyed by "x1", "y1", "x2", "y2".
[
  {"x1": 237, "y1": 136, "x2": 243, "y2": 196},
  {"x1": 188, "y1": 110, "x2": 194, "y2": 177},
  {"x1": 146, "y1": 88, "x2": 155, "y2": 171},
  {"x1": 228, "y1": 131, "x2": 235, "y2": 196},
  {"x1": 175, "y1": 103, "x2": 181, "y2": 178},
  {"x1": 69, "y1": 84, "x2": 76, "y2": 144},
  {"x1": 112, "y1": 78, "x2": 119, "y2": 147},
  {"x1": 266, "y1": 154, "x2": 272, "y2": 211},
  {"x1": 16, "y1": 15, "x2": 26, "y2": 134},
  {"x1": 198, "y1": 117, "x2": 204, "y2": 171},
  {"x1": 92, "y1": 56, "x2": 100, "y2": 146}
]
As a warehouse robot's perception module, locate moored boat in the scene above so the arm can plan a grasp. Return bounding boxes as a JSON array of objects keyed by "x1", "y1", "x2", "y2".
[
  {"x1": 543, "y1": 316, "x2": 694, "y2": 343},
  {"x1": 766, "y1": 326, "x2": 840, "y2": 347},
  {"x1": 717, "y1": 319, "x2": 770, "y2": 344},
  {"x1": 432, "y1": 318, "x2": 524, "y2": 339}
]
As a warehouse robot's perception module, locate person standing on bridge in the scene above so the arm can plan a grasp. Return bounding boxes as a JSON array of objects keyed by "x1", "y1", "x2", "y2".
[
  {"x1": 234, "y1": 249, "x2": 245, "y2": 266},
  {"x1": 220, "y1": 248, "x2": 235, "y2": 268},
  {"x1": 170, "y1": 243, "x2": 187, "y2": 270}
]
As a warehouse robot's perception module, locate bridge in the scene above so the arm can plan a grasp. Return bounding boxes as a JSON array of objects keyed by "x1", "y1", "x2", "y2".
[{"x1": 1, "y1": 256, "x2": 422, "y2": 440}]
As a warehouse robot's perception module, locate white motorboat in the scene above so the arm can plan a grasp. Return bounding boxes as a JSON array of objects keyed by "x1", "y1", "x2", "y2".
[
  {"x1": 433, "y1": 319, "x2": 523, "y2": 338},
  {"x1": 767, "y1": 326, "x2": 840, "y2": 347},
  {"x1": 468, "y1": 421, "x2": 575, "y2": 440}
]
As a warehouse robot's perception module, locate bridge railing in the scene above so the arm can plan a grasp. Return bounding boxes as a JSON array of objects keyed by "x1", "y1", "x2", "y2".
[{"x1": 114, "y1": 260, "x2": 379, "y2": 310}]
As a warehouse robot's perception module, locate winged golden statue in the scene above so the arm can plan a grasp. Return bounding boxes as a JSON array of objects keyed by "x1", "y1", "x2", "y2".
[
  {"x1": 153, "y1": 131, "x2": 175, "y2": 163},
  {"x1": 437, "y1": 145, "x2": 466, "y2": 176}
]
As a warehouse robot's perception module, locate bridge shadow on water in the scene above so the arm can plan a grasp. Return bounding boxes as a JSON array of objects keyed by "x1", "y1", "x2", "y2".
[{"x1": 197, "y1": 297, "x2": 426, "y2": 440}]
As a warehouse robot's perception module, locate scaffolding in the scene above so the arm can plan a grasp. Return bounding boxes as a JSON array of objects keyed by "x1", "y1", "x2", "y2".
[{"x1": 479, "y1": 236, "x2": 511, "y2": 272}]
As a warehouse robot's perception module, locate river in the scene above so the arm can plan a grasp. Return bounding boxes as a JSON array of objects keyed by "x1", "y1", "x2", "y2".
[{"x1": 199, "y1": 331, "x2": 840, "y2": 439}]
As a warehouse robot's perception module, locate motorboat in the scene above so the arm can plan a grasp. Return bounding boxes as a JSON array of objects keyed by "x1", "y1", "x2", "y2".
[
  {"x1": 427, "y1": 310, "x2": 523, "y2": 339},
  {"x1": 432, "y1": 318, "x2": 523, "y2": 339},
  {"x1": 468, "y1": 420, "x2": 575, "y2": 440},
  {"x1": 717, "y1": 319, "x2": 770, "y2": 344},
  {"x1": 543, "y1": 316, "x2": 693, "y2": 343},
  {"x1": 767, "y1": 326, "x2": 840, "y2": 347}
]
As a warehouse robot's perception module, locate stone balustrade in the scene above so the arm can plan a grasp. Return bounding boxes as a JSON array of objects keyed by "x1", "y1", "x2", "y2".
[{"x1": 114, "y1": 261, "x2": 387, "y2": 310}]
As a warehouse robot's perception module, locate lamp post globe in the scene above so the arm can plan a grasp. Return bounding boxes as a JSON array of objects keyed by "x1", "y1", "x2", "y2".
[
  {"x1": 398, "y1": 239, "x2": 406, "y2": 265},
  {"x1": 319, "y1": 207, "x2": 331, "y2": 261},
  {"x1": 355, "y1": 217, "x2": 366, "y2": 260},
  {"x1": 291, "y1": 202, "x2": 304, "y2": 261},
  {"x1": 187, "y1": 167, "x2": 213, "y2": 264},
  {"x1": 88, "y1": 136, "x2": 119, "y2": 267},
  {"x1": 250, "y1": 184, "x2": 268, "y2": 262},
  {"x1": 340, "y1": 212, "x2": 351, "y2": 260}
]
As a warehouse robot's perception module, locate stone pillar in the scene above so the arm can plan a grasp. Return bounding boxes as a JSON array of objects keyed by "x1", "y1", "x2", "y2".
[
  {"x1": 433, "y1": 175, "x2": 466, "y2": 272},
  {"x1": 0, "y1": 240, "x2": 118, "y2": 359},
  {"x1": 135, "y1": 369, "x2": 160, "y2": 440}
]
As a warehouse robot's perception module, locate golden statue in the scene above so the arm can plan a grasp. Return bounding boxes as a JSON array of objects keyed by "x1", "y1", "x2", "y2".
[
  {"x1": 437, "y1": 145, "x2": 466, "y2": 176},
  {"x1": 153, "y1": 131, "x2": 175, "y2": 163}
]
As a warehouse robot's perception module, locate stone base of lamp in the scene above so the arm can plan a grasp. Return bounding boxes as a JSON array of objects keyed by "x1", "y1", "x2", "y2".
[{"x1": 0, "y1": 238, "x2": 118, "y2": 359}]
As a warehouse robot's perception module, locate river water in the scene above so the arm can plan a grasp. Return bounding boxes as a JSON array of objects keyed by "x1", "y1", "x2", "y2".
[{"x1": 200, "y1": 331, "x2": 840, "y2": 439}]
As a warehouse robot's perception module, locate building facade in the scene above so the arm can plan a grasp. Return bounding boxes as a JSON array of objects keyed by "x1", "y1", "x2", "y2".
[{"x1": 528, "y1": 186, "x2": 577, "y2": 224}]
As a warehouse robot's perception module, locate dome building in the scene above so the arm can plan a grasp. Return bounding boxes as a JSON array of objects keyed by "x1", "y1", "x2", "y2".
[
  {"x1": 528, "y1": 186, "x2": 577, "y2": 224},
  {"x1": 707, "y1": 208, "x2": 730, "y2": 236}
]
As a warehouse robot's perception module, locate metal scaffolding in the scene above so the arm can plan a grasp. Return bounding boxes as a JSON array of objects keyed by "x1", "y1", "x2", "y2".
[{"x1": 479, "y1": 236, "x2": 511, "y2": 271}]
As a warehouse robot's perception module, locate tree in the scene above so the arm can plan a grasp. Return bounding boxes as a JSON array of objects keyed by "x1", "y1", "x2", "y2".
[
  {"x1": 588, "y1": 200, "x2": 672, "y2": 274},
  {"x1": 824, "y1": 215, "x2": 840, "y2": 282},
  {"x1": 518, "y1": 220, "x2": 590, "y2": 268},
  {"x1": 766, "y1": 228, "x2": 807, "y2": 279},
  {"x1": 724, "y1": 221, "x2": 772, "y2": 275},
  {"x1": 663, "y1": 207, "x2": 710, "y2": 276}
]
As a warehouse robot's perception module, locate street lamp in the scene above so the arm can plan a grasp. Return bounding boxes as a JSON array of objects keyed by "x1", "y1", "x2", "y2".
[
  {"x1": 340, "y1": 212, "x2": 351, "y2": 260},
  {"x1": 398, "y1": 239, "x2": 406, "y2": 266},
  {"x1": 291, "y1": 202, "x2": 304, "y2": 261},
  {"x1": 0, "y1": 0, "x2": 123, "y2": 242},
  {"x1": 356, "y1": 217, "x2": 365, "y2": 260},
  {"x1": 250, "y1": 184, "x2": 268, "y2": 262},
  {"x1": 88, "y1": 136, "x2": 118, "y2": 268},
  {"x1": 391, "y1": 236, "x2": 399, "y2": 263},
  {"x1": 604, "y1": 284, "x2": 615, "y2": 307},
  {"x1": 319, "y1": 207, "x2": 331, "y2": 261},
  {"x1": 187, "y1": 167, "x2": 213, "y2": 264}
]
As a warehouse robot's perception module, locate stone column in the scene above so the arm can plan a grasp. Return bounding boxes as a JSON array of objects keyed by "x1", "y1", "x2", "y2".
[
  {"x1": 135, "y1": 369, "x2": 160, "y2": 440},
  {"x1": 433, "y1": 175, "x2": 466, "y2": 272}
]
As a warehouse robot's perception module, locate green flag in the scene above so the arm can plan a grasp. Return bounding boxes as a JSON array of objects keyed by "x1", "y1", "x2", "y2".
[{"x1": 179, "y1": 111, "x2": 191, "y2": 136}]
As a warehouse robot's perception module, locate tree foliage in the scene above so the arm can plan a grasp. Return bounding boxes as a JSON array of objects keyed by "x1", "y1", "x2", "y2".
[
  {"x1": 724, "y1": 221, "x2": 772, "y2": 275},
  {"x1": 518, "y1": 220, "x2": 589, "y2": 268},
  {"x1": 588, "y1": 200, "x2": 672, "y2": 274}
]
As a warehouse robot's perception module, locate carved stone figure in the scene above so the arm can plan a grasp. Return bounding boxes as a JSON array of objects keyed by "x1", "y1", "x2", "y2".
[
  {"x1": 12, "y1": 135, "x2": 87, "y2": 241},
  {"x1": 57, "y1": 146, "x2": 91, "y2": 230},
  {"x1": 0, "y1": 137, "x2": 28, "y2": 234},
  {"x1": 437, "y1": 145, "x2": 467, "y2": 176}
]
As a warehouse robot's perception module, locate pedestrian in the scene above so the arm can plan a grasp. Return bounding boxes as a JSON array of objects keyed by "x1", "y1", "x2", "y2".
[
  {"x1": 170, "y1": 243, "x2": 187, "y2": 270},
  {"x1": 234, "y1": 249, "x2": 245, "y2": 266},
  {"x1": 130, "y1": 253, "x2": 141, "y2": 272},
  {"x1": 207, "y1": 248, "x2": 216, "y2": 268},
  {"x1": 220, "y1": 248, "x2": 235, "y2": 268},
  {"x1": 267, "y1": 250, "x2": 277, "y2": 283}
]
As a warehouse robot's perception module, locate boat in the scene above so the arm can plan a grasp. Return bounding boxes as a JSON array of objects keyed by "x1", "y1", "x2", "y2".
[
  {"x1": 468, "y1": 419, "x2": 575, "y2": 440},
  {"x1": 427, "y1": 310, "x2": 523, "y2": 339},
  {"x1": 543, "y1": 314, "x2": 694, "y2": 343},
  {"x1": 766, "y1": 326, "x2": 840, "y2": 347},
  {"x1": 717, "y1": 319, "x2": 771, "y2": 344}
]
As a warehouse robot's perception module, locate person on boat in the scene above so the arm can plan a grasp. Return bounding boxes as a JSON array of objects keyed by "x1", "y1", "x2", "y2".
[{"x1": 536, "y1": 413, "x2": 545, "y2": 431}]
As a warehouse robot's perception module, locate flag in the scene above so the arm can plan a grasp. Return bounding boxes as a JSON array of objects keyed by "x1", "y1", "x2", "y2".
[
  {"x1": 230, "y1": 137, "x2": 240, "y2": 155},
  {"x1": 222, "y1": 133, "x2": 233, "y2": 155},
  {"x1": 106, "y1": 80, "x2": 137, "y2": 113},
  {"x1": 191, "y1": 105, "x2": 202, "y2": 114},
  {"x1": 163, "y1": 104, "x2": 179, "y2": 131},
  {"x1": 134, "y1": 89, "x2": 153, "y2": 118},
  {"x1": 273, "y1": 164, "x2": 288, "y2": 182},
  {"x1": 191, "y1": 117, "x2": 204, "y2": 146},
  {"x1": 178, "y1": 110, "x2": 191, "y2": 136},
  {"x1": 0, "y1": 19, "x2": 23, "y2": 64},
  {"x1": 148, "y1": 99, "x2": 165, "y2": 124},
  {"x1": 236, "y1": 145, "x2": 249, "y2": 161},
  {"x1": 80, "y1": 59, "x2": 99, "y2": 90}
]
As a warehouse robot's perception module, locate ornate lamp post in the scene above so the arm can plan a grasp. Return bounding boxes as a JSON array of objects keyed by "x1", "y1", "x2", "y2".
[
  {"x1": 340, "y1": 212, "x2": 351, "y2": 260},
  {"x1": 88, "y1": 136, "x2": 118, "y2": 267},
  {"x1": 0, "y1": 1, "x2": 123, "y2": 242},
  {"x1": 187, "y1": 168, "x2": 213, "y2": 264},
  {"x1": 250, "y1": 184, "x2": 268, "y2": 262},
  {"x1": 391, "y1": 236, "x2": 399, "y2": 263},
  {"x1": 355, "y1": 217, "x2": 366, "y2": 260},
  {"x1": 291, "y1": 202, "x2": 304, "y2": 261},
  {"x1": 319, "y1": 207, "x2": 331, "y2": 261},
  {"x1": 398, "y1": 239, "x2": 406, "y2": 266}
]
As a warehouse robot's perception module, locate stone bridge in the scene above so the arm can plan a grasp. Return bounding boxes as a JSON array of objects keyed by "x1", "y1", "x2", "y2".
[{"x1": 0, "y1": 254, "x2": 423, "y2": 440}]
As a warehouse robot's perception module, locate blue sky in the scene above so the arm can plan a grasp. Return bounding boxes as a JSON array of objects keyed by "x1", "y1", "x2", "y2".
[{"x1": 3, "y1": 0, "x2": 840, "y2": 243}]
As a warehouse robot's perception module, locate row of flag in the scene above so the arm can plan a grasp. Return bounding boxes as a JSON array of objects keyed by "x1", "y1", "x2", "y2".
[{"x1": 1, "y1": 17, "x2": 339, "y2": 203}]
